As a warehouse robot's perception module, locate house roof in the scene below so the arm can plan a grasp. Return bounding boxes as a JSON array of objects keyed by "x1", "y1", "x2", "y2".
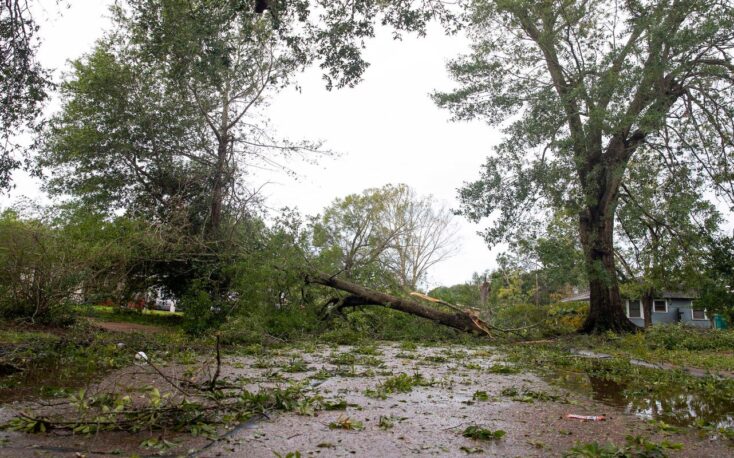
[{"x1": 560, "y1": 290, "x2": 697, "y2": 302}]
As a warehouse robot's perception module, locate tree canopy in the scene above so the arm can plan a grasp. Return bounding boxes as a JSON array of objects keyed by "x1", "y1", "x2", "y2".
[
  {"x1": 435, "y1": 0, "x2": 734, "y2": 332},
  {"x1": 0, "y1": 0, "x2": 48, "y2": 189}
]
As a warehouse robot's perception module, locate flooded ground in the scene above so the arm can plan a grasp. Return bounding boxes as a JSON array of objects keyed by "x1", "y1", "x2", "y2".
[
  {"x1": 0, "y1": 343, "x2": 732, "y2": 457},
  {"x1": 0, "y1": 356, "x2": 95, "y2": 403},
  {"x1": 544, "y1": 369, "x2": 734, "y2": 429}
]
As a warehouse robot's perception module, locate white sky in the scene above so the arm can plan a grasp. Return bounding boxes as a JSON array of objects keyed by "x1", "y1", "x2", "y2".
[{"x1": 2, "y1": 1, "x2": 506, "y2": 288}]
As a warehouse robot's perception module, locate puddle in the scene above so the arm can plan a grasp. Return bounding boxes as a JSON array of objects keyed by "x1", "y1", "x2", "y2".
[
  {"x1": 0, "y1": 357, "x2": 102, "y2": 403},
  {"x1": 544, "y1": 370, "x2": 734, "y2": 429}
]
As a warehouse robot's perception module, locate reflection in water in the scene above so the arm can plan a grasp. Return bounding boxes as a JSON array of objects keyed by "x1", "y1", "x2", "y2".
[
  {"x1": 588, "y1": 376, "x2": 627, "y2": 407},
  {"x1": 0, "y1": 357, "x2": 98, "y2": 403},
  {"x1": 543, "y1": 370, "x2": 734, "y2": 429}
]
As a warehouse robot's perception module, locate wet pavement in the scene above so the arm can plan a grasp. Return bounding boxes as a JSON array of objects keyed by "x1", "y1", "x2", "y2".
[{"x1": 1, "y1": 343, "x2": 732, "y2": 457}]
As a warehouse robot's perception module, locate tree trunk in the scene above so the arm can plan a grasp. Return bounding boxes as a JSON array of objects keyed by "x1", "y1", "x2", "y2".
[
  {"x1": 641, "y1": 291, "x2": 653, "y2": 328},
  {"x1": 209, "y1": 89, "x2": 230, "y2": 237},
  {"x1": 209, "y1": 138, "x2": 227, "y2": 235},
  {"x1": 307, "y1": 271, "x2": 491, "y2": 336},
  {"x1": 578, "y1": 207, "x2": 637, "y2": 333}
]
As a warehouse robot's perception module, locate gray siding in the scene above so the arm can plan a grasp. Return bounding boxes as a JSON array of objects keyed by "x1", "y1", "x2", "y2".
[{"x1": 625, "y1": 298, "x2": 711, "y2": 328}]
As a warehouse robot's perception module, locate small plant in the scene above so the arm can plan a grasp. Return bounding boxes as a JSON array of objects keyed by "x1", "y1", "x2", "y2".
[
  {"x1": 500, "y1": 387, "x2": 518, "y2": 397},
  {"x1": 354, "y1": 344, "x2": 381, "y2": 355},
  {"x1": 395, "y1": 351, "x2": 417, "y2": 359},
  {"x1": 378, "y1": 415, "x2": 394, "y2": 430},
  {"x1": 487, "y1": 364, "x2": 520, "y2": 374},
  {"x1": 140, "y1": 436, "x2": 176, "y2": 451},
  {"x1": 274, "y1": 452, "x2": 302, "y2": 458},
  {"x1": 462, "y1": 425, "x2": 506, "y2": 441},
  {"x1": 647, "y1": 420, "x2": 680, "y2": 433},
  {"x1": 176, "y1": 350, "x2": 198, "y2": 365},
  {"x1": 472, "y1": 390, "x2": 489, "y2": 401},
  {"x1": 296, "y1": 397, "x2": 318, "y2": 416},
  {"x1": 328, "y1": 415, "x2": 364, "y2": 430},
  {"x1": 6, "y1": 416, "x2": 53, "y2": 433},
  {"x1": 302, "y1": 342, "x2": 318, "y2": 353},
  {"x1": 330, "y1": 352, "x2": 357, "y2": 365},
  {"x1": 383, "y1": 373, "x2": 419, "y2": 393},
  {"x1": 322, "y1": 399, "x2": 348, "y2": 411},
  {"x1": 563, "y1": 436, "x2": 682, "y2": 458},
  {"x1": 359, "y1": 356, "x2": 385, "y2": 367},
  {"x1": 500, "y1": 386, "x2": 558, "y2": 403},
  {"x1": 424, "y1": 355, "x2": 448, "y2": 363},
  {"x1": 399, "y1": 341, "x2": 417, "y2": 351},
  {"x1": 253, "y1": 357, "x2": 272, "y2": 369},
  {"x1": 365, "y1": 371, "x2": 434, "y2": 398},
  {"x1": 283, "y1": 358, "x2": 310, "y2": 373},
  {"x1": 312, "y1": 368, "x2": 332, "y2": 380}
]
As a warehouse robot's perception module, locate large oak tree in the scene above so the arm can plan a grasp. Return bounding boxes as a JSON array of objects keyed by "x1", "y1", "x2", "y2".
[{"x1": 434, "y1": 0, "x2": 734, "y2": 332}]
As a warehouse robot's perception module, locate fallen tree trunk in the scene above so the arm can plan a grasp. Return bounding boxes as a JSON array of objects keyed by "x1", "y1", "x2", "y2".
[{"x1": 306, "y1": 271, "x2": 491, "y2": 336}]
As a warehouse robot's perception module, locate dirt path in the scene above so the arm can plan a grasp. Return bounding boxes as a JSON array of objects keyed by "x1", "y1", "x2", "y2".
[
  {"x1": 0, "y1": 343, "x2": 731, "y2": 457},
  {"x1": 87, "y1": 318, "x2": 164, "y2": 334}
]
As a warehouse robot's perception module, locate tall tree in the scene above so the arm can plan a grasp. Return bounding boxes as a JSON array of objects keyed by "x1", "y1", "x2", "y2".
[
  {"x1": 0, "y1": 0, "x2": 48, "y2": 189},
  {"x1": 381, "y1": 185, "x2": 459, "y2": 290},
  {"x1": 434, "y1": 0, "x2": 734, "y2": 332},
  {"x1": 42, "y1": 0, "x2": 319, "y2": 236},
  {"x1": 311, "y1": 184, "x2": 459, "y2": 291}
]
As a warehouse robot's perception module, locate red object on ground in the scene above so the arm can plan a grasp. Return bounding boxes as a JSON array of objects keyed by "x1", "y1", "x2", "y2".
[{"x1": 565, "y1": 414, "x2": 606, "y2": 421}]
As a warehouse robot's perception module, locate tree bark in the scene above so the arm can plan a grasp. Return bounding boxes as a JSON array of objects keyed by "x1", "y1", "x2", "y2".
[
  {"x1": 578, "y1": 206, "x2": 637, "y2": 333},
  {"x1": 209, "y1": 137, "x2": 227, "y2": 235},
  {"x1": 209, "y1": 89, "x2": 231, "y2": 237},
  {"x1": 642, "y1": 291, "x2": 653, "y2": 328},
  {"x1": 307, "y1": 271, "x2": 491, "y2": 336}
]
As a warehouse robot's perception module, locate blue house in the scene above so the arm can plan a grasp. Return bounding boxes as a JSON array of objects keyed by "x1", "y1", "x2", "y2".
[{"x1": 561, "y1": 290, "x2": 710, "y2": 328}]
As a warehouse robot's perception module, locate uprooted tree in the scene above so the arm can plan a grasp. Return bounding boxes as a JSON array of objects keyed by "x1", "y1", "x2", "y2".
[
  {"x1": 307, "y1": 270, "x2": 492, "y2": 336},
  {"x1": 434, "y1": 0, "x2": 734, "y2": 333}
]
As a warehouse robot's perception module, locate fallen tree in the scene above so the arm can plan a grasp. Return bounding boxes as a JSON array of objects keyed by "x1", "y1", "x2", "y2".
[{"x1": 306, "y1": 271, "x2": 492, "y2": 336}]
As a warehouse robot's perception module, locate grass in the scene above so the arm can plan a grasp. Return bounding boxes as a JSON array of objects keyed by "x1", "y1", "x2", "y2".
[
  {"x1": 364, "y1": 372, "x2": 433, "y2": 399},
  {"x1": 0, "y1": 320, "x2": 208, "y2": 401},
  {"x1": 559, "y1": 325, "x2": 734, "y2": 372},
  {"x1": 78, "y1": 305, "x2": 183, "y2": 328}
]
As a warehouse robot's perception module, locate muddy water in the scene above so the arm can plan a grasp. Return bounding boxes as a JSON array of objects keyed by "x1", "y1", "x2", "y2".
[
  {"x1": 0, "y1": 357, "x2": 100, "y2": 403},
  {"x1": 543, "y1": 370, "x2": 734, "y2": 429}
]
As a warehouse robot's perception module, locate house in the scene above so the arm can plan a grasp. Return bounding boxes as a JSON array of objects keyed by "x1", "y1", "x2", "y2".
[{"x1": 561, "y1": 290, "x2": 711, "y2": 328}]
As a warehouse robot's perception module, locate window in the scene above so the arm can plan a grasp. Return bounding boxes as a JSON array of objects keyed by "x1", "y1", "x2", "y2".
[
  {"x1": 653, "y1": 300, "x2": 667, "y2": 313},
  {"x1": 627, "y1": 300, "x2": 642, "y2": 318},
  {"x1": 692, "y1": 309, "x2": 707, "y2": 320}
]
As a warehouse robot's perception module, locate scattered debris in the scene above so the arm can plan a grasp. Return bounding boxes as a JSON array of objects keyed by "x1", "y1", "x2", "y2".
[{"x1": 566, "y1": 414, "x2": 606, "y2": 422}]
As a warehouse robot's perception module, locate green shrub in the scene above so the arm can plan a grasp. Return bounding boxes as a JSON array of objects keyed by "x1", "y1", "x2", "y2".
[
  {"x1": 0, "y1": 212, "x2": 79, "y2": 325},
  {"x1": 644, "y1": 324, "x2": 734, "y2": 351},
  {"x1": 180, "y1": 285, "x2": 226, "y2": 335}
]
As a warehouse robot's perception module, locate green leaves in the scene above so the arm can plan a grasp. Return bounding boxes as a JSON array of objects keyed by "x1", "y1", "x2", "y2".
[
  {"x1": 328, "y1": 415, "x2": 364, "y2": 430},
  {"x1": 462, "y1": 425, "x2": 506, "y2": 441},
  {"x1": 5, "y1": 415, "x2": 53, "y2": 433},
  {"x1": 0, "y1": 0, "x2": 49, "y2": 189}
]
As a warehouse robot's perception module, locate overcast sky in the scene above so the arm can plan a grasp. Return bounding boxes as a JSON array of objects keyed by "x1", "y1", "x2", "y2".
[{"x1": 4, "y1": 1, "x2": 508, "y2": 288}]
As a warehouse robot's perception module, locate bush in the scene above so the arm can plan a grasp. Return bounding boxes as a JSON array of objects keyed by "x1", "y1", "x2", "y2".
[
  {"x1": 547, "y1": 301, "x2": 589, "y2": 333},
  {"x1": 0, "y1": 212, "x2": 80, "y2": 324},
  {"x1": 180, "y1": 285, "x2": 229, "y2": 335},
  {"x1": 644, "y1": 324, "x2": 734, "y2": 351},
  {"x1": 321, "y1": 307, "x2": 468, "y2": 343},
  {"x1": 218, "y1": 305, "x2": 321, "y2": 345}
]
